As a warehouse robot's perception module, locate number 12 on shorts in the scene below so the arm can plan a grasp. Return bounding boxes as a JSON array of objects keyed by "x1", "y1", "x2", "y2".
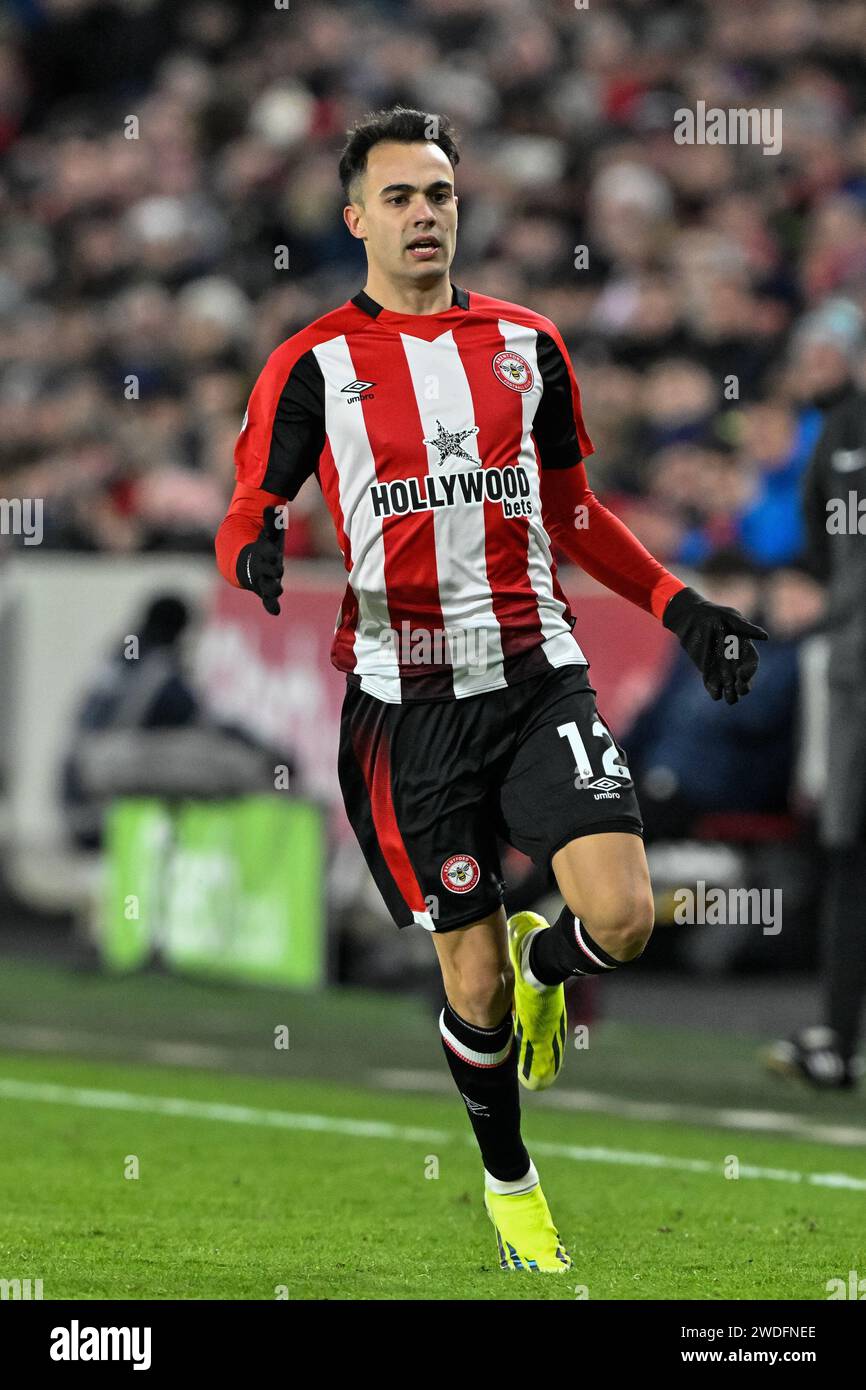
[{"x1": 557, "y1": 719, "x2": 631, "y2": 784}]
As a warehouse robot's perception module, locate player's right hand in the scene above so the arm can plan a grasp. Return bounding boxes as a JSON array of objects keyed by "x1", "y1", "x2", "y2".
[{"x1": 238, "y1": 505, "x2": 285, "y2": 615}]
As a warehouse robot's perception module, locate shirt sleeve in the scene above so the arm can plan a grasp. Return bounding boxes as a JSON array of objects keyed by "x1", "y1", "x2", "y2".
[
  {"x1": 531, "y1": 325, "x2": 594, "y2": 468},
  {"x1": 235, "y1": 343, "x2": 326, "y2": 497},
  {"x1": 214, "y1": 481, "x2": 287, "y2": 589},
  {"x1": 540, "y1": 461, "x2": 686, "y2": 620}
]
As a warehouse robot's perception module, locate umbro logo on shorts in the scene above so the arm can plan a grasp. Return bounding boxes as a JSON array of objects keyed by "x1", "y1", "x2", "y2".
[
  {"x1": 575, "y1": 776, "x2": 623, "y2": 800},
  {"x1": 575, "y1": 776, "x2": 622, "y2": 795}
]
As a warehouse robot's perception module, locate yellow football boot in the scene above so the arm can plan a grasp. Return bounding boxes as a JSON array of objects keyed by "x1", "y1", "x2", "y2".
[
  {"x1": 484, "y1": 1180, "x2": 572, "y2": 1273},
  {"x1": 508, "y1": 911, "x2": 567, "y2": 1091}
]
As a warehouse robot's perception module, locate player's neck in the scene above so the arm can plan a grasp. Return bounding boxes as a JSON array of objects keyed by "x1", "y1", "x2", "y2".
[{"x1": 361, "y1": 271, "x2": 453, "y2": 316}]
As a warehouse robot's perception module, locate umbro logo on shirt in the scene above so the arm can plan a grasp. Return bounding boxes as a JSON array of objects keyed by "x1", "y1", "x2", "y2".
[{"x1": 341, "y1": 379, "x2": 376, "y2": 403}]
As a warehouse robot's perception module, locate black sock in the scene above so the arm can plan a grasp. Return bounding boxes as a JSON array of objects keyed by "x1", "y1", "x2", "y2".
[
  {"x1": 528, "y1": 904, "x2": 625, "y2": 986},
  {"x1": 823, "y1": 847, "x2": 866, "y2": 1061},
  {"x1": 439, "y1": 1000, "x2": 530, "y2": 1182}
]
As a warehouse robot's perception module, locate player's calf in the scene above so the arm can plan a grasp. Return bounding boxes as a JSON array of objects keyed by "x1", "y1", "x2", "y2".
[
  {"x1": 434, "y1": 916, "x2": 532, "y2": 1181},
  {"x1": 525, "y1": 897, "x2": 653, "y2": 987},
  {"x1": 545, "y1": 828, "x2": 655, "y2": 978},
  {"x1": 439, "y1": 998, "x2": 530, "y2": 1181}
]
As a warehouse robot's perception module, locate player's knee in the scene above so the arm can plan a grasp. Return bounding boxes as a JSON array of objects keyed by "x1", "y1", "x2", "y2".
[
  {"x1": 447, "y1": 960, "x2": 514, "y2": 1028},
  {"x1": 585, "y1": 892, "x2": 654, "y2": 962}
]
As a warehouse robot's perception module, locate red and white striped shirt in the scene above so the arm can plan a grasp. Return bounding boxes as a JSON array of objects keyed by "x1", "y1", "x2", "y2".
[{"x1": 216, "y1": 284, "x2": 683, "y2": 701}]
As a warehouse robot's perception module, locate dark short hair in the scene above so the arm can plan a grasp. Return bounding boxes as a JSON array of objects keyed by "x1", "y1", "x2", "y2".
[{"x1": 338, "y1": 106, "x2": 460, "y2": 201}]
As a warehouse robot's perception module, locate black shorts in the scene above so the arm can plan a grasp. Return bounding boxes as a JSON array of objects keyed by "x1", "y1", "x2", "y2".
[{"x1": 337, "y1": 663, "x2": 643, "y2": 933}]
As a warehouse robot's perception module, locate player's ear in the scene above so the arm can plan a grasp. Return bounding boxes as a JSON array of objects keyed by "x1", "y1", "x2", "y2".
[{"x1": 343, "y1": 203, "x2": 366, "y2": 240}]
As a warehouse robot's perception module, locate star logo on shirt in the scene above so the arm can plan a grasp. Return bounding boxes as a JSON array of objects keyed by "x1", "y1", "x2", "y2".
[{"x1": 423, "y1": 420, "x2": 480, "y2": 466}]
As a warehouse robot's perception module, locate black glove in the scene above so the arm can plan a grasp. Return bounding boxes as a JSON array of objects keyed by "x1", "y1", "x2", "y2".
[
  {"x1": 236, "y1": 506, "x2": 285, "y2": 615},
  {"x1": 662, "y1": 586, "x2": 768, "y2": 705}
]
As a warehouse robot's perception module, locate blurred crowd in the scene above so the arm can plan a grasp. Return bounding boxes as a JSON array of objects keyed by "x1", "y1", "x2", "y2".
[{"x1": 1, "y1": 0, "x2": 865, "y2": 565}]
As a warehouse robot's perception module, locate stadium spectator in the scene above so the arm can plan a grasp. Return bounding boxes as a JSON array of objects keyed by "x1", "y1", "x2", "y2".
[
  {"x1": 621, "y1": 551, "x2": 812, "y2": 841},
  {"x1": 61, "y1": 592, "x2": 296, "y2": 847},
  {"x1": 2, "y1": 0, "x2": 866, "y2": 575}
]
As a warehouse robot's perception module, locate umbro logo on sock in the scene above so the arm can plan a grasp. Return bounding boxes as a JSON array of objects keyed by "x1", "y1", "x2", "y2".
[{"x1": 461, "y1": 1094, "x2": 489, "y2": 1116}]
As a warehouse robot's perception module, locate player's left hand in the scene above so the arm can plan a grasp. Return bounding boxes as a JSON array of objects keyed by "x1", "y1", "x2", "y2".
[{"x1": 662, "y1": 586, "x2": 768, "y2": 705}]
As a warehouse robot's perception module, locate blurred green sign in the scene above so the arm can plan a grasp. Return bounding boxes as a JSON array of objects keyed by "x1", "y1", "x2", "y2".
[{"x1": 102, "y1": 796, "x2": 325, "y2": 988}]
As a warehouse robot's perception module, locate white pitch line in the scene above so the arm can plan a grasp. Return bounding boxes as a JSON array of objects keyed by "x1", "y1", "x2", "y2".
[
  {"x1": 1, "y1": 1076, "x2": 865, "y2": 1191},
  {"x1": 0, "y1": 1077, "x2": 448, "y2": 1144},
  {"x1": 11, "y1": 1027, "x2": 863, "y2": 1145},
  {"x1": 373, "y1": 1068, "x2": 866, "y2": 1148}
]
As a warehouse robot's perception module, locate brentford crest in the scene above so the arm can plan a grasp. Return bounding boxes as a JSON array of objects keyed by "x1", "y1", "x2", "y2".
[
  {"x1": 492, "y1": 350, "x2": 534, "y2": 392},
  {"x1": 441, "y1": 854, "x2": 481, "y2": 894}
]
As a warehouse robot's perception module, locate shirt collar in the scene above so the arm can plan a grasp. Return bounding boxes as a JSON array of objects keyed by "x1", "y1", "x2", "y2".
[{"x1": 351, "y1": 283, "x2": 469, "y2": 319}]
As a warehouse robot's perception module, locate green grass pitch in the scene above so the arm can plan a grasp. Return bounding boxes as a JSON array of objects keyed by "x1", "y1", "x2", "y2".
[{"x1": 0, "y1": 962, "x2": 864, "y2": 1300}]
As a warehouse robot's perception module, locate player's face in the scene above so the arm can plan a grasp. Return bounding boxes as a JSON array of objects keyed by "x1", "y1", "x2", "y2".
[{"x1": 345, "y1": 140, "x2": 458, "y2": 288}]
